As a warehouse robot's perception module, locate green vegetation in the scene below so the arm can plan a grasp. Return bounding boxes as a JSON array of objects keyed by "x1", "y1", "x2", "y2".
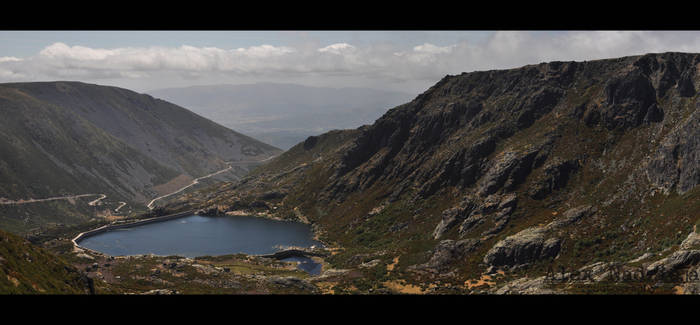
[{"x1": 0, "y1": 229, "x2": 92, "y2": 294}]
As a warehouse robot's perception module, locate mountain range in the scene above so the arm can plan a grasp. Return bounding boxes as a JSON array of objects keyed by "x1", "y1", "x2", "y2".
[
  {"x1": 3, "y1": 52, "x2": 700, "y2": 294},
  {"x1": 147, "y1": 83, "x2": 414, "y2": 150},
  {"x1": 169, "y1": 52, "x2": 700, "y2": 294}
]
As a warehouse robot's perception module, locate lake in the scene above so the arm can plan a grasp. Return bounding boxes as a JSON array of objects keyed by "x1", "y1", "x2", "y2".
[{"x1": 77, "y1": 214, "x2": 324, "y2": 274}]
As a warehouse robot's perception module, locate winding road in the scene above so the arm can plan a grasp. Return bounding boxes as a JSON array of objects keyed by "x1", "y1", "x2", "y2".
[
  {"x1": 88, "y1": 194, "x2": 107, "y2": 206},
  {"x1": 146, "y1": 156, "x2": 278, "y2": 210},
  {"x1": 1, "y1": 155, "x2": 279, "y2": 211},
  {"x1": 146, "y1": 164, "x2": 234, "y2": 210},
  {"x1": 114, "y1": 201, "x2": 127, "y2": 212},
  {"x1": 0, "y1": 193, "x2": 106, "y2": 206}
]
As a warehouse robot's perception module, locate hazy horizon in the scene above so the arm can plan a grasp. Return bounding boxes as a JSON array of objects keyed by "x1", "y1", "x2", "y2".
[{"x1": 5, "y1": 31, "x2": 700, "y2": 96}]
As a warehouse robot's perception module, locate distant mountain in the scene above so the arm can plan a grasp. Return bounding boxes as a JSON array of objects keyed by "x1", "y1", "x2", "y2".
[
  {"x1": 148, "y1": 83, "x2": 415, "y2": 150},
  {"x1": 0, "y1": 81, "x2": 281, "y2": 232}
]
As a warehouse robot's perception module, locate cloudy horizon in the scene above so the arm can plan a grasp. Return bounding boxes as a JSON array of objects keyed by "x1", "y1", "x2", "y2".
[{"x1": 3, "y1": 31, "x2": 700, "y2": 95}]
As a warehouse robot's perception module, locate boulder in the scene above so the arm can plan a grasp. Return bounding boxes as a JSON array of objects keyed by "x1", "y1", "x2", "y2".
[
  {"x1": 680, "y1": 231, "x2": 700, "y2": 250},
  {"x1": 267, "y1": 276, "x2": 317, "y2": 292},
  {"x1": 544, "y1": 205, "x2": 594, "y2": 231},
  {"x1": 359, "y1": 259, "x2": 381, "y2": 268},
  {"x1": 483, "y1": 227, "x2": 561, "y2": 268},
  {"x1": 142, "y1": 289, "x2": 178, "y2": 295},
  {"x1": 646, "y1": 249, "x2": 700, "y2": 277},
  {"x1": 493, "y1": 276, "x2": 559, "y2": 294}
]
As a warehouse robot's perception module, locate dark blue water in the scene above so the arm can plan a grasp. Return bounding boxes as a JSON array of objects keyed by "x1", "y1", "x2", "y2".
[{"x1": 77, "y1": 214, "x2": 324, "y2": 273}]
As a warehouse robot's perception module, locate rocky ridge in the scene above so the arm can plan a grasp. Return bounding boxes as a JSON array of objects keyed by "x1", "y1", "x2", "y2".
[{"x1": 169, "y1": 52, "x2": 700, "y2": 294}]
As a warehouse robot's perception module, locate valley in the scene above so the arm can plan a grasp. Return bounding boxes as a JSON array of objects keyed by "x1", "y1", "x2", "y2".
[
  {"x1": 156, "y1": 52, "x2": 700, "y2": 294},
  {"x1": 2, "y1": 52, "x2": 700, "y2": 295}
]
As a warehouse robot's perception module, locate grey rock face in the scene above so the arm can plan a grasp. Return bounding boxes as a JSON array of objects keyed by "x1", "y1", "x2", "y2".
[
  {"x1": 646, "y1": 250, "x2": 700, "y2": 277},
  {"x1": 529, "y1": 158, "x2": 580, "y2": 200},
  {"x1": 433, "y1": 193, "x2": 520, "y2": 240},
  {"x1": 483, "y1": 227, "x2": 561, "y2": 268},
  {"x1": 647, "y1": 106, "x2": 700, "y2": 194},
  {"x1": 415, "y1": 239, "x2": 480, "y2": 273},
  {"x1": 601, "y1": 69, "x2": 658, "y2": 130},
  {"x1": 478, "y1": 151, "x2": 520, "y2": 197},
  {"x1": 678, "y1": 69, "x2": 697, "y2": 97},
  {"x1": 577, "y1": 261, "x2": 615, "y2": 282},
  {"x1": 544, "y1": 205, "x2": 594, "y2": 231},
  {"x1": 432, "y1": 198, "x2": 476, "y2": 239},
  {"x1": 482, "y1": 205, "x2": 592, "y2": 268},
  {"x1": 478, "y1": 150, "x2": 540, "y2": 197},
  {"x1": 493, "y1": 276, "x2": 558, "y2": 294},
  {"x1": 498, "y1": 193, "x2": 518, "y2": 211},
  {"x1": 680, "y1": 231, "x2": 700, "y2": 250},
  {"x1": 142, "y1": 289, "x2": 179, "y2": 295},
  {"x1": 458, "y1": 214, "x2": 486, "y2": 236}
]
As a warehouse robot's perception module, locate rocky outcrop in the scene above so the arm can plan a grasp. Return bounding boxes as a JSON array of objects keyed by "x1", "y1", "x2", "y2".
[
  {"x1": 478, "y1": 151, "x2": 521, "y2": 197},
  {"x1": 142, "y1": 289, "x2": 179, "y2": 295},
  {"x1": 529, "y1": 158, "x2": 580, "y2": 200},
  {"x1": 647, "y1": 106, "x2": 700, "y2": 194},
  {"x1": 432, "y1": 198, "x2": 475, "y2": 239},
  {"x1": 414, "y1": 239, "x2": 480, "y2": 273},
  {"x1": 646, "y1": 250, "x2": 700, "y2": 277},
  {"x1": 493, "y1": 276, "x2": 559, "y2": 294},
  {"x1": 680, "y1": 231, "x2": 700, "y2": 250},
  {"x1": 483, "y1": 205, "x2": 593, "y2": 268},
  {"x1": 544, "y1": 205, "x2": 594, "y2": 231},
  {"x1": 483, "y1": 227, "x2": 561, "y2": 268},
  {"x1": 175, "y1": 53, "x2": 700, "y2": 294},
  {"x1": 600, "y1": 69, "x2": 658, "y2": 130},
  {"x1": 433, "y1": 193, "x2": 520, "y2": 239},
  {"x1": 267, "y1": 276, "x2": 318, "y2": 292},
  {"x1": 478, "y1": 149, "x2": 539, "y2": 197}
]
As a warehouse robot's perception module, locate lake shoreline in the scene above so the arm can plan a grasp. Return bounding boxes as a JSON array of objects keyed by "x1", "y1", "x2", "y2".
[
  {"x1": 72, "y1": 210, "x2": 195, "y2": 255},
  {"x1": 73, "y1": 211, "x2": 327, "y2": 275}
]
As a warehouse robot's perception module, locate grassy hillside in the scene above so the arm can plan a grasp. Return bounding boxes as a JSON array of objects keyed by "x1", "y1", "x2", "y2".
[
  {"x1": 0, "y1": 82, "x2": 281, "y2": 233},
  {"x1": 0, "y1": 228, "x2": 94, "y2": 294}
]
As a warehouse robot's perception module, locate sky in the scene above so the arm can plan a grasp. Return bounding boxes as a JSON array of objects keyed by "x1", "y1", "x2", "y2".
[{"x1": 3, "y1": 31, "x2": 700, "y2": 95}]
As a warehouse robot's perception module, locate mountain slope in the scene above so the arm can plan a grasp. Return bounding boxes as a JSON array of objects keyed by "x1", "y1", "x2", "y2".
[
  {"x1": 0, "y1": 228, "x2": 94, "y2": 294},
  {"x1": 0, "y1": 81, "x2": 281, "y2": 233},
  {"x1": 172, "y1": 52, "x2": 700, "y2": 294},
  {"x1": 148, "y1": 83, "x2": 414, "y2": 150}
]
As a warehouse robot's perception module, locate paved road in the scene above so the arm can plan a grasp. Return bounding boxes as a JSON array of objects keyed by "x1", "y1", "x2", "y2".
[
  {"x1": 146, "y1": 156, "x2": 278, "y2": 210},
  {"x1": 88, "y1": 194, "x2": 107, "y2": 206},
  {"x1": 0, "y1": 155, "x2": 279, "y2": 210},
  {"x1": 114, "y1": 201, "x2": 127, "y2": 212},
  {"x1": 146, "y1": 165, "x2": 234, "y2": 210},
  {"x1": 0, "y1": 193, "x2": 105, "y2": 205}
]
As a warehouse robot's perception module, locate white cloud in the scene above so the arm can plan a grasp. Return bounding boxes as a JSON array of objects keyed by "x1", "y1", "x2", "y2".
[
  {"x1": 39, "y1": 42, "x2": 115, "y2": 61},
  {"x1": 413, "y1": 43, "x2": 455, "y2": 54},
  {"x1": 318, "y1": 43, "x2": 356, "y2": 54},
  {"x1": 3, "y1": 31, "x2": 700, "y2": 94},
  {"x1": 0, "y1": 56, "x2": 23, "y2": 63}
]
